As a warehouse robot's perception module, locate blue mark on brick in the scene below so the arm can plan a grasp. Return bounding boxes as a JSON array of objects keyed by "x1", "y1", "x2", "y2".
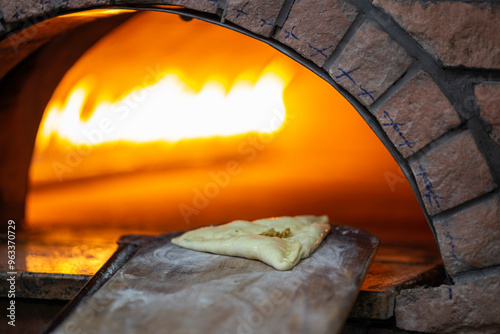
[
  {"x1": 283, "y1": 24, "x2": 299, "y2": 40},
  {"x1": 232, "y1": 1, "x2": 249, "y2": 19},
  {"x1": 260, "y1": 19, "x2": 273, "y2": 28},
  {"x1": 381, "y1": 111, "x2": 417, "y2": 149},
  {"x1": 308, "y1": 44, "x2": 333, "y2": 58},
  {"x1": 443, "y1": 230, "x2": 464, "y2": 263},
  {"x1": 357, "y1": 85, "x2": 376, "y2": 102},
  {"x1": 336, "y1": 67, "x2": 376, "y2": 102},
  {"x1": 12, "y1": 6, "x2": 27, "y2": 19},
  {"x1": 416, "y1": 162, "x2": 444, "y2": 211},
  {"x1": 335, "y1": 67, "x2": 359, "y2": 85},
  {"x1": 40, "y1": 0, "x2": 51, "y2": 11},
  {"x1": 206, "y1": 0, "x2": 218, "y2": 5}
]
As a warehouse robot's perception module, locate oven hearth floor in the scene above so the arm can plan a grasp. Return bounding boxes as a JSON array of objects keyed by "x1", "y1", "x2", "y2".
[{"x1": 0, "y1": 227, "x2": 444, "y2": 333}]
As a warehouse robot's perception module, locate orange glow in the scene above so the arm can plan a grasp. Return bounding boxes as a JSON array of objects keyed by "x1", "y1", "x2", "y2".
[
  {"x1": 38, "y1": 68, "x2": 287, "y2": 147},
  {"x1": 27, "y1": 11, "x2": 430, "y2": 244},
  {"x1": 60, "y1": 9, "x2": 136, "y2": 18},
  {"x1": 30, "y1": 11, "x2": 295, "y2": 185},
  {"x1": 24, "y1": 242, "x2": 117, "y2": 275}
]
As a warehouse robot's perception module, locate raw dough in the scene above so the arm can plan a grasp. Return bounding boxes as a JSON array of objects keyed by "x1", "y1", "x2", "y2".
[{"x1": 171, "y1": 215, "x2": 330, "y2": 270}]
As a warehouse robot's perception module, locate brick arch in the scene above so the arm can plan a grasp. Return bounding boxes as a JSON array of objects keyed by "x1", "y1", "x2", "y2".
[{"x1": 0, "y1": 1, "x2": 499, "y2": 331}]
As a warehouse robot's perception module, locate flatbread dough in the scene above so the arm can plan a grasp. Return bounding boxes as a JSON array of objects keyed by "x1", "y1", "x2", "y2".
[{"x1": 171, "y1": 215, "x2": 331, "y2": 270}]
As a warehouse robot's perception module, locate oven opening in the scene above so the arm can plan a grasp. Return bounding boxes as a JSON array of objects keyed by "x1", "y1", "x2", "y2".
[
  {"x1": 2, "y1": 8, "x2": 445, "y2": 333},
  {"x1": 27, "y1": 10, "x2": 432, "y2": 240}
]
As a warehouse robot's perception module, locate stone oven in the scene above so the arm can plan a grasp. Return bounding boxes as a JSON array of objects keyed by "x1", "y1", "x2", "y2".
[{"x1": 0, "y1": 0, "x2": 499, "y2": 333}]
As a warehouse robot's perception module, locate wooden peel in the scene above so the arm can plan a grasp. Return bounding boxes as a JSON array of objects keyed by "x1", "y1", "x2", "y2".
[{"x1": 50, "y1": 225, "x2": 379, "y2": 334}]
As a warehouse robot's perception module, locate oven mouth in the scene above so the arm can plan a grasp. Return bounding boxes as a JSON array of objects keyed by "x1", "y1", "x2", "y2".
[
  {"x1": 16, "y1": 9, "x2": 430, "y2": 243},
  {"x1": 0, "y1": 5, "x2": 452, "y2": 333}
]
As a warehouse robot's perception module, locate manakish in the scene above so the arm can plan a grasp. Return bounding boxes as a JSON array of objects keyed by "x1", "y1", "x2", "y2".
[{"x1": 171, "y1": 215, "x2": 331, "y2": 270}]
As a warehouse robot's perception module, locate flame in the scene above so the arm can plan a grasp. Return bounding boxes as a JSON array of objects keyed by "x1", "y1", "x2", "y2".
[
  {"x1": 60, "y1": 9, "x2": 135, "y2": 18},
  {"x1": 37, "y1": 68, "x2": 287, "y2": 149},
  {"x1": 31, "y1": 11, "x2": 296, "y2": 184}
]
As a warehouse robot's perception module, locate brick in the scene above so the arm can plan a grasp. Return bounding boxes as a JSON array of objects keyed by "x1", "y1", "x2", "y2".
[
  {"x1": 350, "y1": 260, "x2": 442, "y2": 320},
  {"x1": 114, "y1": 0, "x2": 161, "y2": 3},
  {"x1": 434, "y1": 196, "x2": 500, "y2": 276},
  {"x1": 410, "y1": 130, "x2": 496, "y2": 215},
  {"x1": 225, "y1": 0, "x2": 284, "y2": 38},
  {"x1": 115, "y1": 0, "x2": 219, "y2": 14},
  {"x1": 395, "y1": 275, "x2": 500, "y2": 333},
  {"x1": 374, "y1": 71, "x2": 461, "y2": 158},
  {"x1": 475, "y1": 83, "x2": 500, "y2": 145},
  {"x1": 373, "y1": 0, "x2": 500, "y2": 69},
  {"x1": 166, "y1": 0, "x2": 220, "y2": 14},
  {"x1": 55, "y1": 0, "x2": 112, "y2": 10},
  {"x1": 0, "y1": 0, "x2": 55, "y2": 23},
  {"x1": 328, "y1": 20, "x2": 412, "y2": 106},
  {"x1": 277, "y1": 0, "x2": 357, "y2": 67}
]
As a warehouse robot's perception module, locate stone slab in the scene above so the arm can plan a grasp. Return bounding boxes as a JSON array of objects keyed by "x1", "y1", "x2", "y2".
[
  {"x1": 0, "y1": 271, "x2": 90, "y2": 300},
  {"x1": 349, "y1": 243, "x2": 442, "y2": 320},
  {"x1": 328, "y1": 19, "x2": 412, "y2": 106},
  {"x1": 395, "y1": 274, "x2": 500, "y2": 333},
  {"x1": 277, "y1": 0, "x2": 357, "y2": 67},
  {"x1": 434, "y1": 195, "x2": 500, "y2": 276},
  {"x1": 3, "y1": 229, "x2": 444, "y2": 323},
  {"x1": 373, "y1": 0, "x2": 500, "y2": 69},
  {"x1": 0, "y1": 230, "x2": 117, "y2": 276},
  {"x1": 410, "y1": 131, "x2": 497, "y2": 215},
  {"x1": 349, "y1": 261, "x2": 442, "y2": 320},
  {"x1": 374, "y1": 71, "x2": 461, "y2": 158},
  {"x1": 50, "y1": 226, "x2": 379, "y2": 334},
  {"x1": 225, "y1": 0, "x2": 285, "y2": 38},
  {"x1": 475, "y1": 82, "x2": 500, "y2": 145}
]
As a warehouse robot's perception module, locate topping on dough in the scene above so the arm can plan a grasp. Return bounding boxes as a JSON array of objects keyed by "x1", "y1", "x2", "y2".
[
  {"x1": 171, "y1": 215, "x2": 330, "y2": 270},
  {"x1": 260, "y1": 228, "x2": 291, "y2": 238}
]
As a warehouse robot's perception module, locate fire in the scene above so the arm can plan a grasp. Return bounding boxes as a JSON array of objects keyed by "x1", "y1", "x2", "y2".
[
  {"x1": 30, "y1": 11, "x2": 294, "y2": 185},
  {"x1": 37, "y1": 69, "x2": 286, "y2": 147}
]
